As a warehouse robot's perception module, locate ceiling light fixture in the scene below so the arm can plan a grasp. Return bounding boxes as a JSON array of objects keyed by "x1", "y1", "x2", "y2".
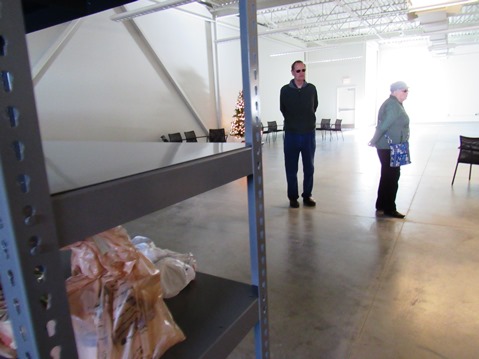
[
  {"x1": 407, "y1": 0, "x2": 478, "y2": 13},
  {"x1": 111, "y1": 0, "x2": 196, "y2": 22},
  {"x1": 307, "y1": 56, "x2": 363, "y2": 64}
]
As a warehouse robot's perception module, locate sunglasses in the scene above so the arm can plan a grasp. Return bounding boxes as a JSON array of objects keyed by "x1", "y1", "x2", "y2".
[
  {"x1": 295, "y1": 69, "x2": 306, "y2": 73},
  {"x1": 402, "y1": 89, "x2": 409, "y2": 93}
]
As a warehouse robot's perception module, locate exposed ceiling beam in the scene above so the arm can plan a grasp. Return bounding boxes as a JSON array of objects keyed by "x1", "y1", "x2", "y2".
[{"x1": 207, "y1": 0, "x2": 311, "y2": 17}]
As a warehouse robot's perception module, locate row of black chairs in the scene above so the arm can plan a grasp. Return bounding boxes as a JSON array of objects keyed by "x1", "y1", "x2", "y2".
[
  {"x1": 262, "y1": 121, "x2": 283, "y2": 142},
  {"x1": 261, "y1": 118, "x2": 344, "y2": 142},
  {"x1": 161, "y1": 129, "x2": 228, "y2": 143},
  {"x1": 317, "y1": 118, "x2": 343, "y2": 140},
  {"x1": 260, "y1": 119, "x2": 344, "y2": 143}
]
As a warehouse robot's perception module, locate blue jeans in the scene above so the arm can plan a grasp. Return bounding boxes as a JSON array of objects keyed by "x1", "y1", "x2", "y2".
[{"x1": 284, "y1": 131, "x2": 316, "y2": 200}]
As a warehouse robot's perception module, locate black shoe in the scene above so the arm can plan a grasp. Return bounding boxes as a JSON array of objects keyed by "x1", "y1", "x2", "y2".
[
  {"x1": 384, "y1": 211, "x2": 405, "y2": 219},
  {"x1": 290, "y1": 199, "x2": 300, "y2": 208},
  {"x1": 303, "y1": 197, "x2": 316, "y2": 207}
]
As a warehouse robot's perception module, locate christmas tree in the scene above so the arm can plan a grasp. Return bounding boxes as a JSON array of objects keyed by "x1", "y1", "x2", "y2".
[{"x1": 230, "y1": 90, "x2": 245, "y2": 138}]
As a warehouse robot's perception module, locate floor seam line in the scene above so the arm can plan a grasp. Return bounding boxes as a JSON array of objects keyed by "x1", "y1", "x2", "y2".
[{"x1": 346, "y1": 222, "x2": 405, "y2": 359}]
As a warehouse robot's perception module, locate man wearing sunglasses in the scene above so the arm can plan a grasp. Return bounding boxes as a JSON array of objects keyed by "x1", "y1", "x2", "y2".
[{"x1": 280, "y1": 60, "x2": 318, "y2": 208}]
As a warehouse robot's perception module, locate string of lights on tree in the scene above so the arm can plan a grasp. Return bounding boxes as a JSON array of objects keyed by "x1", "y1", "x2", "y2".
[{"x1": 230, "y1": 90, "x2": 245, "y2": 138}]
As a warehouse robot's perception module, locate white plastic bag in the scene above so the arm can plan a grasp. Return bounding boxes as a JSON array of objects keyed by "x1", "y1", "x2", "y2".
[{"x1": 131, "y1": 236, "x2": 197, "y2": 298}]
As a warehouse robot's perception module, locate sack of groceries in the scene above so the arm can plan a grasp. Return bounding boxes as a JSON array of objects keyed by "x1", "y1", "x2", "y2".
[{"x1": 64, "y1": 226, "x2": 185, "y2": 359}]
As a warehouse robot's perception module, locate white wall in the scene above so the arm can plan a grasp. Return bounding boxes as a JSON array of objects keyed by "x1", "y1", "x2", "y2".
[
  {"x1": 27, "y1": 2, "x2": 479, "y2": 142},
  {"x1": 443, "y1": 48, "x2": 479, "y2": 122},
  {"x1": 28, "y1": 2, "x2": 218, "y2": 141},
  {"x1": 307, "y1": 43, "x2": 366, "y2": 127},
  {"x1": 216, "y1": 26, "x2": 371, "y2": 129},
  {"x1": 377, "y1": 42, "x2": 479, "y2": 124},
  {"x1": 215, "y1": 20, "x2": 304, "y2": 130},
  {"x1": 364, "y1": 41, "x2": 379, "y2": 128}
]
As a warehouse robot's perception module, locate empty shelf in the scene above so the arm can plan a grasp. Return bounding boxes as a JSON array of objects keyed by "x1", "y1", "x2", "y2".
[
  {"x1": 42, "y1": 141, "x2": 253, "y2": 245},
  {"x1": 164, "y1": 272, "x2": 259, "y2": 359}
]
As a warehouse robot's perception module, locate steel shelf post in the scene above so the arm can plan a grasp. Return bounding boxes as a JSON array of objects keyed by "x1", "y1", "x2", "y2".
[
  {"x1": 240, "y1": 0, "x2": 270, "y2": 357},
  {"x1": 0, "y1": 2, "x2": 78, "y2": 358}
]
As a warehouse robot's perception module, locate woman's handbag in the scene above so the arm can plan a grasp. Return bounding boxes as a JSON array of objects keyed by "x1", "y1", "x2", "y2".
[{"x1": 385, "y1": 134, "x2": 411, "y2": 167}]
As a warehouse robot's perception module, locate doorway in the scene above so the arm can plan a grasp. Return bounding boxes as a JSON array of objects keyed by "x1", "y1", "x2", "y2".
[{"x1": 337, "y1": 87, "x2": 356, "y2": 128}]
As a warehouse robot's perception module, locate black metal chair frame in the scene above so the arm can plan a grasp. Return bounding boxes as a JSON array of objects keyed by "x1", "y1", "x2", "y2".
[
  {"x1": 451, "y1": 135, "x2": 479, "y2": 185},
  {"x1": 261, "y1": 122, "x2": 269, "y2": 141},
  {"x1": 317, "y1": 118, "x2": 332, "y2": 140},
  {"x1": 265, "y1": 121, "x2": 282, "y2": 142},
  {"x1": 330, "y1": 119, "x2": 344, "y2": 140}
]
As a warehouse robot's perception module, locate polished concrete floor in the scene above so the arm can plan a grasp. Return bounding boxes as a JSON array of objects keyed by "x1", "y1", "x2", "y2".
[{"x1": 124, "y1": 122, "x2": 479, "y2": 359}]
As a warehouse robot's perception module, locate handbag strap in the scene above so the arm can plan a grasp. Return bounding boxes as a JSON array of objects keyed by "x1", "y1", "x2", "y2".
[{"x1": 385, "y1": 132, "x2": 409, "y2": 144}]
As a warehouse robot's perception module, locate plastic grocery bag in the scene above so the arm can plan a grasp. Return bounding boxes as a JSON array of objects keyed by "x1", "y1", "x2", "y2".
[
  {"x1": 0, "y1": 285, "x2": 16, "y2": 359},
  {"x1": 64, "y1": 226, "x2": 185, "y2": 359},
  {"x1": 131, "y1": 236, "x2": 197, "y2": 298},
  {"x1": 0, "y1": 321, "x2": 15, "y2": 359}
]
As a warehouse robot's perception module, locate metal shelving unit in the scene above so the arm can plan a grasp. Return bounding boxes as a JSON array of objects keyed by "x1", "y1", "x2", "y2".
[{"x1": 0, "y1": 0, "x2": 269, "y2": 358}]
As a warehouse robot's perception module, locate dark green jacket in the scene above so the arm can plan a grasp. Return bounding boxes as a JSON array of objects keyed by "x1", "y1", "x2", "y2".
[
  {"x1": 280, "y1": 80, "x2": 318, "y2": 134},
  {"x1": 370, "y1": 95, "x2": 410, "y2": 149}
]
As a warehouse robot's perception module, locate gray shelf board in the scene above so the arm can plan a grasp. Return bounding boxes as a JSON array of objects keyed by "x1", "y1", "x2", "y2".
[
  {"x1": 164, "y1": 272, "x2": 259, "y2": 359},
  {"x1": 44, "y1": 141, "x2": 253, "y2": 245},
  {"x1": 44, "y1": 141, "x2": 247, "y2": 194}
]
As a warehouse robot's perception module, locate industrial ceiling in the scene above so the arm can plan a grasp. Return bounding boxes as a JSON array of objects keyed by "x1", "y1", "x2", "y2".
[
  {"x1": 206, "y1": 0, "x2": 479, "y2": 54},
  {"x1": 21, "y1": 0, "x2": 479, "y2": 55}
]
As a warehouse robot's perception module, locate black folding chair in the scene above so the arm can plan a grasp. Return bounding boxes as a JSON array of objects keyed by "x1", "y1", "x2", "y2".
[
  {"x1": 184, "y1": 131, "x2": 198, "y2": 142},
  {"x1": 208, "y1": 128, "x2": 227, "y2": 142},
  {"x1": 168, "y1": 132, "x2": 183, "y2": 142},
  {"x1": 316, "y1": 118, "x2": 332, "y2": 140},
  {"x1": 451, "y1": 135, "x2": 479, "y2": 185},
  {"x1": 330, "y1": 119, "x2": 343, "y2": 140}
]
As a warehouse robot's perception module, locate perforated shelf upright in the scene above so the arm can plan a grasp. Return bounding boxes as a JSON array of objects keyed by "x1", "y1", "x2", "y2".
[{"x1": 0, "y1": 0, "x2": 269, "y2": 358}]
